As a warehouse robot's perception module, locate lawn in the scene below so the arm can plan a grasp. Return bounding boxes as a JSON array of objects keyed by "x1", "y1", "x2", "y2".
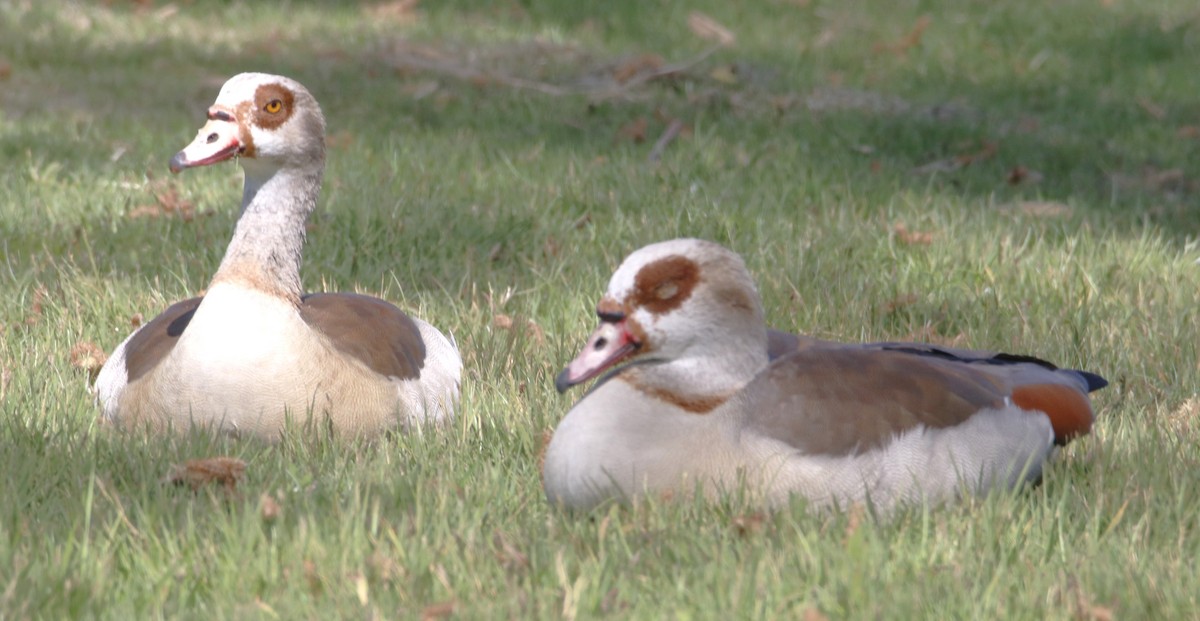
[{"x1": 1, "y1": 0, "x2": 1198, "y2": 618}]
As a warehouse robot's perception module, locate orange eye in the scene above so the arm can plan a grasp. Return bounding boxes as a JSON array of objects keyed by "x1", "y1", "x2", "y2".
[{"x1": 264, "y1": 99, "x2": 283, "y2": 113}]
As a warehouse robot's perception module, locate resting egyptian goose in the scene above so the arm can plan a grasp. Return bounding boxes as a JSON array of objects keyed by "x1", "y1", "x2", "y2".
[
  {"x1": 543, "y1": 239, "x2": 1107, "y2": 512},
  {"x1": 93, "y1": 73, "x2": 461, "y2": 439}
]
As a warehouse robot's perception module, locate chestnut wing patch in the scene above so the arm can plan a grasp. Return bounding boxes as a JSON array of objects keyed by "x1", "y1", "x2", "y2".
[
  {"x1": 299, "y1": 293, "x2": 426, "y2": 381},
  {"x1": 125, "y1": 297, "x2": 203, "y2": 383},
  {"x1": 743, "y1": 348, "x2": 1009, "y2": 456}
]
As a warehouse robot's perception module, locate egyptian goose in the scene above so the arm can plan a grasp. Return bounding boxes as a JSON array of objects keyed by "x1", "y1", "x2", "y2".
[
  {"x1": 543, "y1": 239, "x2": 1107, "y2": 511},
  {"x1": 93, "y1": 73, "x2": 461, "y2": 439}
]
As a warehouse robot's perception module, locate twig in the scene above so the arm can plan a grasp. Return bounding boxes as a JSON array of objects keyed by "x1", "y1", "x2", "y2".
[
  {"x1": 648, "y1": 119, "x2": 686, "y2": 163},
  {"x1": 382, "y1": 45, "x2": 722, "y2": 101}
]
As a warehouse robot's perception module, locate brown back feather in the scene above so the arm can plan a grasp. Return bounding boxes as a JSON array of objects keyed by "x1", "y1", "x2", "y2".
[
  {"x1": 124, "y1": 297, "x2": 203, "y2": 382},
  {"x1": 299, "y1": 293, "x2": 426, "y2": 380},
  {"x1": 742, "y1": 348, "x2": 1010, "y2": 456}
]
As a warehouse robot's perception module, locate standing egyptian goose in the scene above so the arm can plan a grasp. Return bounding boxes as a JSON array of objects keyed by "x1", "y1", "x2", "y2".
[
  {"x1": 543, "y1": 239, "x2": 1107, "y2": 511},
  {"x1": 94, "y1": 73, "x2": 461, "y2": 439}
]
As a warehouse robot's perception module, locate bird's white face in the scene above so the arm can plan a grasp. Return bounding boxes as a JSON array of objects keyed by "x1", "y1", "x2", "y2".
[
  {"x1": 556, "y1": 239, "x2": 765, "y2": 392},
  {"x1": 169, "y1": 72, "x2": 325, "y2": 176}
]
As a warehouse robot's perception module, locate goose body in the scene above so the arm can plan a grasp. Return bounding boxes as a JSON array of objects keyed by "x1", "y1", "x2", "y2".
[
  {"x1": 543, "y1": 239, "x2": 1106, "y2": 511},
  {"x1": 94, "y1": 73, "x2": 461, "y2": 438}
]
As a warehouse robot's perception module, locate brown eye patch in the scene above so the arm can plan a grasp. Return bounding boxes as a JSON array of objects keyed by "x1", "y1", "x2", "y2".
[
  {"x1": 632, "y1": 255, "x2": 699, "y2": 315},
  {"x1": 252, "y1": 83, "x2": 294, "y2": 130}
]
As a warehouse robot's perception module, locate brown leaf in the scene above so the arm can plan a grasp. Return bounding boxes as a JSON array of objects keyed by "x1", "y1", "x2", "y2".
[
  {"x1": 1006, "y1": 165, "x2": 1044, "y2": 185},
  {"x1": 687, "y1": 12, "x2": 736, "y2": 46},
  {"x1": 303, "y1": 559, "x2": 323, "y2": 595},
  {"x1": 731, "y1": 512, "x2": 767, "y2": 536},
  {"x1": 1165, "y1": 396, "x2": 1200, "y2": 433},
  {"x1": 882, "y1": 293, "x2": 919, "y2": 314},
  {"x1": 165, "y1": 457, "x2": 247, "y2": 491},
  {"x1": 803, "y1": 608, "x2": 831, "y2": 621},
  {"x1": 709, "y1": 64, "x2": 738, "y2": 84},
  {"x1": 492, "y1": 314, "x2": 514, "y2": 330},
  {"x1": 70, "y1": 341, "x2": 108, "y2": 378},
  {"x1": 1001, "y1": 201, "x2": 1073, "y2": 218},
  {"x1": 612, "y1": 54, "x2": 664, "y2": 84},
  {"x1": 1177, "y1": 125, "x2": 1200, "y2": 139},
  {"x1": 1137, "y1": 96, "x2": 1166, "y2": 120},
  {"x1": 912, "y1": 141, "x2": 997, "y2": 175},
  {"x1": 616, "y1": 117, "x2": 649, "y2": 144},
  {"x1": 421, "y1": 600, "x2": 457, "y2": 621},
  {"x1": 900, "y1": 323, "x2": 967, "y2": 348},
  {"x1": 325, "y1": 130, "x2": 355, "y2": 150},
  {"x1": 0, "y1": 60, "x2": 11, "y2": 81},
  {"x1": 893, "y1": 223, "x2": 934, "y2": 245},
  {"x1": 874, "y1": 15, "x2": 931, "y2": 55},
  {"x1": 366, "y1": 0, "x2": 419, "y2": 23},
  {"x1": 28, "y1": 286, "x2": 47, "y2": 321},
  {"x1": 259, "y1": 493, "x2": 282, "y2": 522},
  {"x1": 0, "y1": 365, "x2": 12, "y2": 403},
  {"x1": 493, "y1": 530, "x2": 530, "y2": 570},
  {"x1": 130, "y1": 313, "x2": 144, "y2": 328}
]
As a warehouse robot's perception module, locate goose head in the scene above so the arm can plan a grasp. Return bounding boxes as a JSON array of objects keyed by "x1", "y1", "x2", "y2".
[
  {"x1": 556, "y1": 238, "x2": 769, "y2": 393},
  {"x1": 169, "y1": 72, "x2": 326, "y2": 180}
]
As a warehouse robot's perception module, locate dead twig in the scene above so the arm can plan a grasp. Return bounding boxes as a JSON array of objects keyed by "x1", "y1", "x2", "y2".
[
  {"x1": 381, "y1": 45, "x2": 722, "y2": 101},
  {"x1": 648, "y1": 119, "x2": 687, "y2": 163}
]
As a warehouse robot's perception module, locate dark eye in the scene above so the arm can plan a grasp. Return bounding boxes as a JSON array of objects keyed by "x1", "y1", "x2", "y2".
[{"x1": 264, "y1": 99, "x2": 282, "y2": 113}]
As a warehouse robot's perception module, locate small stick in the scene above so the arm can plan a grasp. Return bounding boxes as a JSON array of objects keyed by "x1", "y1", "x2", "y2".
[{"x1": 648, "y1": 119, "x2": 686, "y2": 163}]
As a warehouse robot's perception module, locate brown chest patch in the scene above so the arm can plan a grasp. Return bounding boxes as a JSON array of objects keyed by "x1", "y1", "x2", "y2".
[
  {"x1": 621, "y1": 372, "x2": 731, "y2": 414},
  {"x1": 632, "y1": 255, "x2": 699, "y2": 315},
  {"x1": 123, "y1": 297, "x2": 203, "y2": 383}
]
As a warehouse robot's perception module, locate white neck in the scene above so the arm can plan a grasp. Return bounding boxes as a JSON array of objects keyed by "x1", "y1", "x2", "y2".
[
  {"x1": 211, "y1": 162, "x2": 323, "y2": 304},
  {"x1": 623, "y1": 329, "x2": 769, "y2": 411}
]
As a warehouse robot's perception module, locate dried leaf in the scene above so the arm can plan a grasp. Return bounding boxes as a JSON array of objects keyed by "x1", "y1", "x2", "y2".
[
  {"x1": 731, "y1": 512, "x2": 767, "y2": 537},
  {"x1": 421, "y1": 600, "x2": 457, "y2": 621},
  {"x1": 130, "y1": 313, "x2": 144, "y2": 328},
  {"x1": 260, "y1": 493, "x2": 282, "y2": 522},
  {"x1": 874, "y1": 15, "x2": 931, "y2": 55},
  {"x1": 366, "y1": 0, "x2": 420, "y2": 23},
  {"x1": 493, "y1": 530, "x2": 530, "y2": 569},
  {"x1": 0, "y1": 60, "x2": 11, "y2": 81},
  {"x1": 70, "y1": 341, "x2": 107, "y2": 379},
  {"x1": 0, "y1": 366, "x2": 12, "y2": 402},
  {"x1": 616, "y1": 117, "x2": 649, "y2": 144},
  {"x1": 912, "y1": 141, "x2": 997, "y2": 175},
  {"x1": 1137, "y1": 97, "x2": 1166, "y2": 120},
  {"x1": 901, "y1": 323, "x2": 967, "y2": 348},
  {"x1": 325, "y1": 130, "x2": 355, "y2": 150},
  {"x1": 1006, "y1": 165, "x2": 1044, "y2": 186},
  {"x1": 165, "y1": 457, "x2": 247, "y2": 491},
  {"x1": 893, "y1": 223, "x2": 934, "y2": 245},
  {"x1": 1001, "y1": 201, "x2": 1073, "y2": 218},
  {"x1": 803, "y1": 608, "x2": 831, "y2": 621},
  {"x1": 612, "y1": 54, "x2": 664, "y2": 84},
  {"x1": 709, "y1": 64, "x2": 738, "y2": 84},
  {"x1": 687, "y1": 12, "x2": 736, "y2": 46},
  {"x1": 1165, "y1": 396, "x2": 1200, "y2": 433},
  {"x1": 1177, "y1": 125, "x2": 1200, "y2": 139},
  {"x1": 882, "y1": 293, "x2": 919, "y2": 314}
]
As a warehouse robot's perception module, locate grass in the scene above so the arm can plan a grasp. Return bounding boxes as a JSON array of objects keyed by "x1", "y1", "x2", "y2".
[{"x1": 1, "y1": 0, "x2": 1199, "y2": 618}]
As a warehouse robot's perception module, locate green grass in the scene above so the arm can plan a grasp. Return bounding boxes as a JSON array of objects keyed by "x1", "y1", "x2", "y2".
[{"x1": 2, "y1": 0, "x2": 1199, "y2": 618}]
